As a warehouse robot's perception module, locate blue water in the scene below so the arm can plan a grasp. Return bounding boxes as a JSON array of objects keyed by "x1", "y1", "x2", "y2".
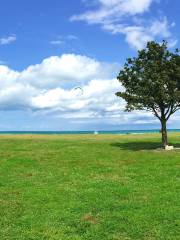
[{"x1": 0, "y1": 129, "x2": 179, "y2": 135}]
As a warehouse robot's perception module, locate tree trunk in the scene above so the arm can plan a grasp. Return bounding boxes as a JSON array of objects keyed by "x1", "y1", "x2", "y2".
[{"x1": 161, "y1": 119, "x2": 168, "y2": 148}]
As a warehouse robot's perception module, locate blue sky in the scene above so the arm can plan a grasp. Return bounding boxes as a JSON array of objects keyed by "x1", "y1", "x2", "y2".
[{"x1": 0, "y1": 0, "x2": 179, "y2": 131}]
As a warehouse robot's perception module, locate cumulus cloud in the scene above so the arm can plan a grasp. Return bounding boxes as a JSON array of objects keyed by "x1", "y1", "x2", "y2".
[
  {"x1": 31, "y1": 79, "x2": 124, "y2": 119},
  {"x1": 0, "y1": 53, "x2": 178, "y2": 126},
  {"x1": 19, "y1": 54, "x2": 119, "y2": 88},
  {"x1": 0, "y1": 66, "x2": 37, "y2": 110},
  {"x1": 0, "y1": 54, "x2": 122, "y2": 116},
  {"x1": 71, "y1": 0, "x2": 176, "y2": 49},
  {"x1": 0, "y1": 35, "x2": 17, "y2": 45}
]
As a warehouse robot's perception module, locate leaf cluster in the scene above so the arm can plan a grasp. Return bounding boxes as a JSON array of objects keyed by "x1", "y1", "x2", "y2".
[{"x1": 116, "y1": 41, "x2": 180, "y2": 120}]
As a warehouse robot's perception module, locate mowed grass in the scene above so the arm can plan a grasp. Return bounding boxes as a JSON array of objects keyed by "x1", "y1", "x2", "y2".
[{"x1": 0, "y1": 134, "x2": 179, "y2": 240}]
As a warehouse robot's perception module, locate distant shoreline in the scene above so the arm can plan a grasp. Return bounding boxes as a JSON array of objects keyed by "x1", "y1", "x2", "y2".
[{"x1": 0, "y1": 129, "x2": 179, "y2": 135}]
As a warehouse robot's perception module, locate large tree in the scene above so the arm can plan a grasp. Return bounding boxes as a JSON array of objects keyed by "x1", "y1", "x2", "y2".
[{"x1": 116, "y1": 41, "x2": 180, "y2": 148}]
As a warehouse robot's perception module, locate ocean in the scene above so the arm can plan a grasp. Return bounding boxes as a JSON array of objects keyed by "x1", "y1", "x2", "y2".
[{"x1": 0, "y1": 129, "x2": 179, "y2": 135}]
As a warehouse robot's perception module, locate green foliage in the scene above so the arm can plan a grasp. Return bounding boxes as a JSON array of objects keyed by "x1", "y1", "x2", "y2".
[
  {"x1": 116, "y1": 41, "x2": 180, "y2": 121},
  {"x1": 0, "y1": 134, "x2": 180, "y2": 239}
]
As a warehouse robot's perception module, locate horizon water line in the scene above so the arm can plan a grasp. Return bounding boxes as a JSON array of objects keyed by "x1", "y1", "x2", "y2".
[{"x1": 0, "y1": 129, "x2": 179, "y2": 135}]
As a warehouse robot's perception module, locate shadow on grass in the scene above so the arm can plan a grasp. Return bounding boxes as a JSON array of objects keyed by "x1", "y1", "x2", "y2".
[{"x1": 111, "y1": 141, "x2": 180, "y2": 151}]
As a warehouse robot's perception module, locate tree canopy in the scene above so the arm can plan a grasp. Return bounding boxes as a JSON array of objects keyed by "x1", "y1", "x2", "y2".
[{"x1": 116, "y1": 41, "x2": 180, "y2": 147}]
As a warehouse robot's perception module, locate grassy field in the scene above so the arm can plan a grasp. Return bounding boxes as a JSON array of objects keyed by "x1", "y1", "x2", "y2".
[{"x1": 0, "y1": 133, "x2": 179, "y2": 240}]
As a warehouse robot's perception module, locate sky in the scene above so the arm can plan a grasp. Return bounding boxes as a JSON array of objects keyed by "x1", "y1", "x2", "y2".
[{"x1": 0, "y1": 0, "x2": 180, "y2": 131}]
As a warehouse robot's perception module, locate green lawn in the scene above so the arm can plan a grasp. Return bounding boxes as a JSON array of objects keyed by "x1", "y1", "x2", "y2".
[{"x1": 0, "y1": 134, "x2": 179, "y2": 240}]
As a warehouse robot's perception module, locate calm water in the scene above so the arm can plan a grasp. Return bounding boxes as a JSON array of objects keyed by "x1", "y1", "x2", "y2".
[{"x1": 0, "y1": 129, "x2": 179, "y2": 135}]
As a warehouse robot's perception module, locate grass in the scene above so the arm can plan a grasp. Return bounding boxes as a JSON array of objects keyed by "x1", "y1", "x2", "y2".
[{"x1": 0, "y1": 133, "x2": 179, "y2": 240}]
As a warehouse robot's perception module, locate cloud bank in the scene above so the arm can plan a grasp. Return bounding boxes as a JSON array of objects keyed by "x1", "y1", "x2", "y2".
[
  {"x1": 0, "y1": 54, "x2": 120, "y2": 114},
  {"x1": 0, "y1": 53, "x2": 179, "y2": 127}
]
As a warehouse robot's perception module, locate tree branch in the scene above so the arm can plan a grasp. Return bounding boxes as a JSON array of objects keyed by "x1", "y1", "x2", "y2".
[{"x1": 151, "y1": 106, "x2": 161, "y2": 120}]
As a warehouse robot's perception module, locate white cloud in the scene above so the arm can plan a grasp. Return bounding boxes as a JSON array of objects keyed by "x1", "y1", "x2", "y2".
[
  {"x1": 0, "y1": 66, "x2": 37, "y2": 110},
  {"x1": 0, "y1": 54, "x2": 121, "y2": 117},
  {"x1": 19, "y1": 54, "x2": 119, "y2": 88},
  {"x1": 50, "y1": 35, "x2": 78, "y2": 46},
  {"x1": 71, "y1": 0, "x2": 154, "y2": 23},
  {"x1": 0, "y1": 53, "x2": 179, "y2": 126},
  {"x1": 0, "y1": 35, "x2": 17, "y2": 45},
  {"x1": 31, "y1": 79, "x2": 124, "y2": 119},
  {"x1": 117, "y1": 17, "x2": 172, "y2": 49},
  {"x1": 50, "y1": 40, "x2": 65, "y2": 45},
  {"x1": 71, "y1": 0, "x2": 177, "y2": 49}
]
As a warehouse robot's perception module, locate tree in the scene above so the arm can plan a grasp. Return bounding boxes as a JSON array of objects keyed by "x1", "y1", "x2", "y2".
[{"x1": 116, "y1": 41, "x2": 180, "y2": 148}]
